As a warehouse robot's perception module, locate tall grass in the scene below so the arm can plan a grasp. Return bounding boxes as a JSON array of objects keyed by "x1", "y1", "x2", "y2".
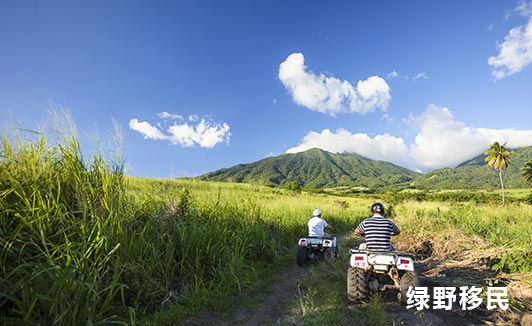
[
  {"x1": 1, "y1": 134, "x2": 130, "y2": 324},
  {"x1": 0, "y1": 131, "x2": 362, "y2": 324},
  {"x1": 394, "y1": 200, "x2": 532, "y2": 272}
]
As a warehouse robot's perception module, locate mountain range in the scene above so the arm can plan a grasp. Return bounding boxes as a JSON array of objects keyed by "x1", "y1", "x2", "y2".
[{"x1": 198, "y1": 146, "x2": 532, "y2": 190}]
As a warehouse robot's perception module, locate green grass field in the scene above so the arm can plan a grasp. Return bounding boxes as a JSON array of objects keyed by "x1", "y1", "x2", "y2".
[{"x1": 2, "y1": 133, "x2": 531, "y2": 324}]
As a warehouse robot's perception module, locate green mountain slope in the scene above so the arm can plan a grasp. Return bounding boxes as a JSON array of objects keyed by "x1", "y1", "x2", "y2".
[
  {"x1": 412, "y1": 146, "x2": 532, "y2": 189},
  {"x1": 199, "y1": 148, "x2": 420, "y2": 189}
]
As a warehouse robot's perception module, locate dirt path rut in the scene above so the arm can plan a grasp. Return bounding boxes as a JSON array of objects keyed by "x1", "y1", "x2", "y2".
[{"x1": 218, "y1": 263, "x2": 303, "y2": 325}]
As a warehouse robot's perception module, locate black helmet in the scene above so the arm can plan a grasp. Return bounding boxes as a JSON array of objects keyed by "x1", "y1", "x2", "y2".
[{"x1": 371, "y1": 202, "x2": 384, "y2": 214}]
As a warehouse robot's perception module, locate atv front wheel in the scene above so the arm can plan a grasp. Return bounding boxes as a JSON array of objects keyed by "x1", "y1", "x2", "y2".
[
  {"x1": 297, "y1": 247, "x2": 308, "y2": 267},
  {"x1": 398, "y1": 271, "x2": 418, "y2": 305},
  {"x1": 347, "y1": 267, "x2": 367, "y2": 303}
]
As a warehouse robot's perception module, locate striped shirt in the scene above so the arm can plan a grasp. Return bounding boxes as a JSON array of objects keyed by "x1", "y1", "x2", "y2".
[{"x1": 356, "y1": 215, "x2": 399, "y2": 251}]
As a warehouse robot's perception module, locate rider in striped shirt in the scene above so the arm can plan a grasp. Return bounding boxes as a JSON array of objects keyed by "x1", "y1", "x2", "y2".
[{"x1": 354, "y1": 202, "x2": 400, "y2": 251}]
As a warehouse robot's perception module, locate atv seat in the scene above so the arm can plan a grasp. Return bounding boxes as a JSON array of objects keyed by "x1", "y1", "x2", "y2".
[
  {"x1": 350, "y1": 249, "x2": 414, "y2": 258},
  {"x1": 300, "y1": 236, "x2": 337, "y2": 248}
]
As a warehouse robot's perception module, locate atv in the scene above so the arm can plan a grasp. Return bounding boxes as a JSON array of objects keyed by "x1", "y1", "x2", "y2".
[
  {"x1": 346, "y1": 248, "x2": 417, "y2": 304},
  {"x1": 296, "y1": 235, "x2": 338, "y2": 266}
]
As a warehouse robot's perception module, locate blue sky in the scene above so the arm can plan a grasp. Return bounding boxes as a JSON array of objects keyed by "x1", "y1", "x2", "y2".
[{"x1": 2, "y1": 0, "x2": 532, "y2": 177}]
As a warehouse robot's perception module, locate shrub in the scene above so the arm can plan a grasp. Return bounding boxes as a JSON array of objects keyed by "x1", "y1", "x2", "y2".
[{"x1": 492, "y1": 250, "x2": 532, "y2": 273}]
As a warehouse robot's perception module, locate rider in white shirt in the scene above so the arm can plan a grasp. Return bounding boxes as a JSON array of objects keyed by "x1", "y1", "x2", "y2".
[{"x1": 308, "y1": 209, "x2": 332, "y2": 237}]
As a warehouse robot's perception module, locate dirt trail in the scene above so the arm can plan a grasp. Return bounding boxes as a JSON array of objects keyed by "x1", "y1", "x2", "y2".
[
  {"x1": 365, "y1": 270, "x2": 494, "y2": 326},
  {"x1": 220, "y1": 245, "x2": 489, "y2": 326},
  {"x1": 217, "y1": 262, "x2": 304, "y2": 326},
  {"x1": 217, "y1": 234, "x2": 351, "y2": 325},
  {"x1": 182, "y1": 251, "x2": 306, "y2": 326},
  {"x1": 189, "y1": 235, "x2": 530, "y2": 325},
  {"x1": 384, "y1": 237, "x2": 530, "y2": 326}
]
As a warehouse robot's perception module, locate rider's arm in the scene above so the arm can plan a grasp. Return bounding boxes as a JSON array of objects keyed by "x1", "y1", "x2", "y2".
[
  {"x1": 354, "y1": 227, "x2": 364, "y2": 236},
  {"x1": 354, "y1": 220, "x2": 365, "y2": 236},
  {"x1": 391, "y1": 222, "x2": 400, "y2": 236}
]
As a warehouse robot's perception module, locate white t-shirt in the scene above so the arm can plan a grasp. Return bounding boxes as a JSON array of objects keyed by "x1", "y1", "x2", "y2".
[{"x1": 308, "y1": 216, "x2": 328, "y2": 236}]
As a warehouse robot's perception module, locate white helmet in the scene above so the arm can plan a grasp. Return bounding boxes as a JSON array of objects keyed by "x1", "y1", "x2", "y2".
[{"x1": 312, "y1": 209, "x2": 322, "y2": 217}]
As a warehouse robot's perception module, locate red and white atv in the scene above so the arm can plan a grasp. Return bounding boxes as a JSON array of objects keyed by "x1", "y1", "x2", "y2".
[{"x1": 347, "y1": 248, "x2": 418, "y2": 304}]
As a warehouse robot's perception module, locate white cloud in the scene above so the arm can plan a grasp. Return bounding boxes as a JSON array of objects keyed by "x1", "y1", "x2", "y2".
[
  {"x1": 386, "y1": 70, "x2": 429, "y2": 81},
  {"x1": 278, "y1": 52, "x2": 391, "y2": 115},
  {"x1": 157, "y1": 111, "x2": 183, "y2": 120},
  {"x1": 413, "y1": 72, "x2": 429, "y2": 80},
  {"x1": 476, "y1": 127, "x2": 532, "y2": 147},
  {"x1": 168, "y1": 119, "x2": 231, "y2": 148},
  {"x1": 287, "y1": 105, "x2": 532, "y2": 172},
  {"x1": 504, "y1": 1, "x2": 532, "y2": 20},
  {"x1": 129, "y1": 119, "x2": 167, "y2": 140},
  {"x1": 407, "y1": 106, "x2": 491, "y2": 170},
  {"x1": 515, "y1": 1, "x2": 532, "y2": 16},
  {"x1": 488, "y1": 15, "x2": 532, "y2": 79},
  {"x1": 129, "y1": 113, "x2": 231, "y2": 148},
  {"x1": 286, "y1": 128, "x2": 412, "y2": 168},
  {"x1": 382, "y1": 113, "x2": 394, "y2": 124},
  {"x1": 387, "y1": 70, "x2": 400, "y2": 79},
  {"x1": 409, "y1": 105, "x2": 532, "y2": 170}
]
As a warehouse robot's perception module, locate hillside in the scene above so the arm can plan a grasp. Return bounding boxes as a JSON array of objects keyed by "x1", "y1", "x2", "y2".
[
  {"x1": 412, "y1": 145, "x2": 532, "y2": 189},
  {"x1": 199, "y1": 148, "x2": 420, "y2": 189},
  {"x1": 198, "y1": 146, "x2": 532, "y2": 191}
]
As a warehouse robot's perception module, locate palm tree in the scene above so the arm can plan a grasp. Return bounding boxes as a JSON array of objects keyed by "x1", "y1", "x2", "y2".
[
  {"x1": 522, "y1": 159, "x2": 532, "y2": 185},
  {"x1": 484, "y1": 142, "x2": 513, "y2": 204}
]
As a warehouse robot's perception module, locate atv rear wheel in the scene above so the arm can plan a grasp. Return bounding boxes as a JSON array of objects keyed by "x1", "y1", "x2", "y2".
[
  {"x1": 398, "y1": 271, "x2": 418, "y2": 305},
  {"x1": 297, "y1": 247, "x2": 308, "y2": 266},
  {"x1": 347, "y1": 267, "x2": 367, "y2": 303},
  {"x1": 323, "y1": 248, "x2": 335, "y2": 260}
]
